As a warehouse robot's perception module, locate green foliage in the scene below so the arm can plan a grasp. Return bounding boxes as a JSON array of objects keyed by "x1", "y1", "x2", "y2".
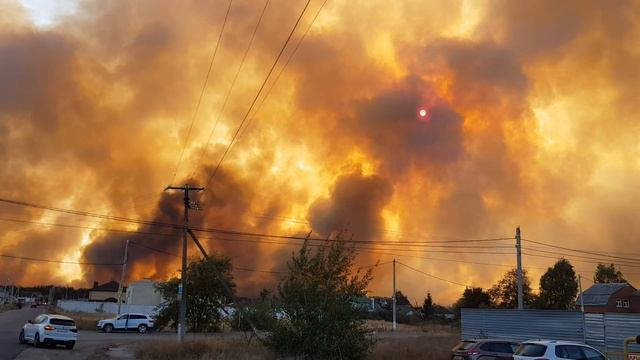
[
  {"x1": 395, "y1": 291, "x2": 411, "y2": 306},
  {"x1": 488, "y1": 269, "x2": 534, "y2": 308},
  {"x1": 421, "y1": 292, "x2": 434, "y2": 319},
  {"x1": 594, "y1": 263, "x2": 626, "y2": 284},
  {"x1": 536, "y1": 259, "x2": 578, "y2": 309},
  {"x1": 231, "y1": 289, "x2": 278, "y2": 331},
  {"x1": 266, "y1": 238, "x2": 374, "y2": 359},
  {"x1": 453, "y1": 288, "x2": 491, "y2": 317},
  {"x1": 154, "y1": 255, "x2": 235, "y2": 332}
]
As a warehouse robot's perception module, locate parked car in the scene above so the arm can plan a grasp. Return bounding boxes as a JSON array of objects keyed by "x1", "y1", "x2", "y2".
[
  {"x1": 97, "y1": 313, "x2": 154, "y2": 333},
  {"x1": 514, "y1": 340, "x2": 606, "y2": 360},
  {"x1": 452, "y1": 339, "x2": 520, "y2": 360},
  {"x1": 19, "y1": 314, "x2": 77, "y2": 349}
]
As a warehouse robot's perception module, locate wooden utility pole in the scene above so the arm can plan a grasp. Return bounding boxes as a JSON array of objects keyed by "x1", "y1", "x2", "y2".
[
  {"x1": 164, "y1": 184, "x2": 203, "y2": 342},
  {"x1": 515, "y1": 227, "x2": 523, "y2": 309},
  {"x1": 117, "y1": 239, "x2": 130, "y2": 314},
  {"x1": 392, "y1": 258, "x2": 397, "y2": 331}
]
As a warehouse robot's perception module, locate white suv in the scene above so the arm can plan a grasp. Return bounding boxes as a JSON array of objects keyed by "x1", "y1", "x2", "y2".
[
  {"x1": 97, "y1": 313, "x2": 154, "y2": 333},
  {"x1": 19, "y1": 314, "x2": 77, "y2": 349},
  {"x1": 514, "y1": 340, "x2": 606, "y2": 360}
]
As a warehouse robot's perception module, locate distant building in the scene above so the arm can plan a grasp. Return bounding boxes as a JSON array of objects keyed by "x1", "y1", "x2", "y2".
[
  {"x1": 432, "y1": 304, "x2": 455, "y2": 320},
  {"x1": 576, "y1": 282, "x2": 640, "y2": 313},
  {"x1": 125, "y1": 279, "x2": 162, "y2": 306},
  {"x1": 89, "y1": 281, "x2": 123, "y2": 302}
]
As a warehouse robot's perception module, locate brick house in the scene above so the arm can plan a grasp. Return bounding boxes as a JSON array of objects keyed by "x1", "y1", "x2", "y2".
[{"x1": 576, "y1": 283, "x2": 640, "y2": 313}]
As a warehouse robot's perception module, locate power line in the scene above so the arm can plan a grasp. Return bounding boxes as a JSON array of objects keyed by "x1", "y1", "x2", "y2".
[
  {"x1": 0, "y1": 199, "x2": 515, "y2": 244},
  {"x1": 522, "y1": 252, "x2": 640, "y2": 268},
  {"x1": 523, "y1": 247, "x2": 640, "y2": 266},
  {"x1": 203, "y1": 0, "x2": 312, "y2": 189},
  {"x1": 523, "y1": 238, "x2": 640, "y2": 264},
  {"x1": 395, "y1": 261, "x2": 468, "y2": 287},
  {"x1": 194, "y1": 0, "x2": 271, "y2": 174},
  {"x1": 0, "y1": 253, "x2": 122, "y2": 267},
  {"x1": 170, "y1": 0, "x2": 234, "y2": 184},
  {"x1": 234, "y1": 0, "x2": 328, "y2": 141}
]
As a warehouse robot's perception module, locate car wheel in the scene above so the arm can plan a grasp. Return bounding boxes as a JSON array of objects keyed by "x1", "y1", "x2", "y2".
[
  {"x1": 65, "y1": 341, "x2": 75, "y2": 350},
  {"x1": 103, "y1": 324, "x2": 114, "y2": 333},
  {"x1": 19, "y1": 330, "x2": 26, "y2": 344},
  {"x1": 137, "y1": 324, "x2": 147, "y2": 334},
  {"x1": 34, "y1": 333, "x2": 41, "y2": 348}
]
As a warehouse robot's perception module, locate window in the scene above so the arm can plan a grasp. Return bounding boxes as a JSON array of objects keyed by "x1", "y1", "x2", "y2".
[
  {"x1": 130, "y1": 314, "x2": 146, "y2": 320},
  {"x1": 516, "y1": 344, "x2": 547, "y2": 357},
  {"x1": 50, "y1": 318, "x2": 75, "y2": 326},
  {"x1": 616, "y1": 299, "x2": 622, "y2": 307},
  {"x1": 33, "y1": 315, "x2": 45, "y2": 324},
  {"x1": 555, "y1": 345, "x2": 584, "y2": 359},
  {"x1": 623, "y1": 299, "x2": 630, "y2": 308},
  {"x1": 581, "y1": 347, "x2": 605, "y2": 360},
  {"x1": 117, "y1": 315, "x2": 128, "y2": 320}
]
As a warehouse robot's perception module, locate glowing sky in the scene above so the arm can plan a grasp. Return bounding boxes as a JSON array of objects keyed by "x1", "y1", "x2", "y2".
[{"x1": 1, "y1": 0, "x2": 639, "y2": 305}]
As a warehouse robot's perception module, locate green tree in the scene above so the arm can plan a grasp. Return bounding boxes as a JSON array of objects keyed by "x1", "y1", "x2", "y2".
[
  {"x1": 453, "y1": 288, "x2": 491, "y2": 310},
  {"x1": 154, "y1": 255, "x2": 235, "y2": 332},
  {"x1": 488, "y1": 269, "x2": 534, "y2": 308},
  {"x1": 536, "y1": 259, "x2": 578, "y2": 309},
  {"x1": 594, "y1": 263, "x2": 626, "y2": 283},
  {"x1": 266, "y1": 239, "x2": 373, "y2": 359},
  {"x1": 421, "y1": 292, "x2": 434, "y2": 319},
  {"x1": 395, "y1": 290, "x2": 411, "y2": 306}
]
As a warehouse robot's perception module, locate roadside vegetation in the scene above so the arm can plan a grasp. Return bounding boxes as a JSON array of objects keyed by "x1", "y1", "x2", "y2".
[
  {"x1": 49, "y1": 307, "x2": 111, "y2": 330},
  {"x1": 0, "y1": 303, "x2": 17, "y2": 313}
]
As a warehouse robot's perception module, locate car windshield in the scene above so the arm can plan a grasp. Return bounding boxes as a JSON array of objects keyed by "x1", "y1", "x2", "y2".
[
  {"x1": 453, "y1": 341, "x2": 476, "y2": 351},
  {"x1": 50, "y1": 318, "x2": 75, "y2": 326},
  {"x1": 516, "y1": 344, "x2": 547, "y2": 357}
]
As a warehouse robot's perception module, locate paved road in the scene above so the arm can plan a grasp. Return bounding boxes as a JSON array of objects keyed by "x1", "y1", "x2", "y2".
[{"x1": 0, "y1": 306, "x2": 44, "y2": 360}]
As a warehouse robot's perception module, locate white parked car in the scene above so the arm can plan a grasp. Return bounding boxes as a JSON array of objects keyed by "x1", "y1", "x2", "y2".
[
  {"x1": 514, "y1": 340, "x2": 606, "y2": 360},
  {"x1": 19, "y1": 314, "x2": 77, "y2": 349},
  {"x1": 97, "y1": 313, "x2": 154, "y2": 333}
]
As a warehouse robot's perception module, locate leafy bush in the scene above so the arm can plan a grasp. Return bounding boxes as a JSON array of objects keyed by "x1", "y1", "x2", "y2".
[{"x1": 266, "y1": 238, "x2": 374, "y2": 359}]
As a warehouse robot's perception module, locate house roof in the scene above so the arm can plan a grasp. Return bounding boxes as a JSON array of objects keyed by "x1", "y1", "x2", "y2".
[
  {"x1": 91, "y1": 281, "x2": 121, "y2": 292},
  {"x1": 577, "y1": 283, "x2": 633, "y2": 306}
]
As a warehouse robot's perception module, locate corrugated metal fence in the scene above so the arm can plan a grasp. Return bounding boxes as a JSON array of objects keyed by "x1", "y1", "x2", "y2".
[{"x1": 462, "y1": 309, "x2": 640, "y2": 359}]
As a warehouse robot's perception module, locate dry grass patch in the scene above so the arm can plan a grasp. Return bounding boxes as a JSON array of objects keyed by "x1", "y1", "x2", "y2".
[
  {"x1": 0, "y1": 303, "x2": 17, "y2": 313},
  {"x1": 49, "y1": 307, "x2": 112, "y2": 330},
  {"x1": 365, "y1": 319, "x2": 458, "y2": 334},
  {"x1": 370, "y1": 332, "x2": 459, "y2": 360},
  {"x1": 135, "y1": 339, "x2": 275, "y2": 360}
]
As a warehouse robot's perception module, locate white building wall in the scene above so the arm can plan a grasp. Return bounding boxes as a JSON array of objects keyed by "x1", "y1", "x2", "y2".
[
  {"x1": 125, "y1": 279, "x2": 162, "y2": 306},
  {"x1": 56, "y1": 300, "x2": 158, "y2": 315}
]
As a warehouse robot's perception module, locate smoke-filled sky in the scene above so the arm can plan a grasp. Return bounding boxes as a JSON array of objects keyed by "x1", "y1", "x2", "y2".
[{"x1": 1, "y1": 0, "x2": 639, "y2": 305}]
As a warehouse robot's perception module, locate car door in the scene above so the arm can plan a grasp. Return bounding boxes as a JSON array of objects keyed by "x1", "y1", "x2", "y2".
[
  {"x1": 581, "y1": 347, "x2": 605, "y2": 360},
  {"x1": 115, "y1": 314, "x2": 128, "y2": 330},
  {"x1": 129, "y1": 315, "x2": 145, "y2": 329},
  {"x1": 25, "y1": 315, "x2": 42, "y2": 339},
  {"x1": 555, "y1": 345, "x2": 585, "y2": 360}
]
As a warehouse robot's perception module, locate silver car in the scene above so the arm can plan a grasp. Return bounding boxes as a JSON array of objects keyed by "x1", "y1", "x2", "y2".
[
  {"x1": 97, "y1": 313, "x2": 154, "y2": 333},
  {"x1": 19, "y1": 314, "x2": 77, "y2": 349}
]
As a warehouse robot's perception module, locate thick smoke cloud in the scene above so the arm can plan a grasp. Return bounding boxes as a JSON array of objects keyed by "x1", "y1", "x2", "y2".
[{"x1": 1, "y1": 0, "x2": 639, "y2": 303}]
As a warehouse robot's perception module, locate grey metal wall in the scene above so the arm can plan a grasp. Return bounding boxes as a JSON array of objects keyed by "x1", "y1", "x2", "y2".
[
  {"x1": 585, "y1": 313, "x2": 605, "y2": 350},
  {"x1": 603, "y1": 314, "x2": 640, "y2": 356},
  {"x1": 461, "y1": 309, "x2": 586, "y2": 343},
  {"x1": 461, "y1": 309, "x2": 640, "y2": 357}
]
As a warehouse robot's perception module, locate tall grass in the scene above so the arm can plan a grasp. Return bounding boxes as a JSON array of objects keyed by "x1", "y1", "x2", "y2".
[{"x1": 135, "y1": 339, "x2": 275, "y2": 360}]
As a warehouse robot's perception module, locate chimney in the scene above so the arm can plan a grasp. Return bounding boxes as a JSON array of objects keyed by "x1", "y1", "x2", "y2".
[{"x1": 93, "y1": 281, "x2": 98, "y2": 289}]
